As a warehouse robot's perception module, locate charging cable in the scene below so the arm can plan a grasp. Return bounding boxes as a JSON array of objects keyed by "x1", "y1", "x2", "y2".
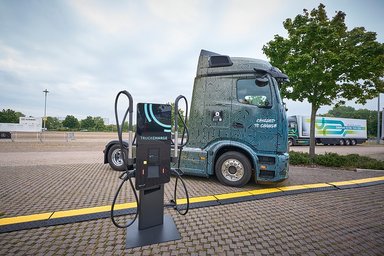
[
  {"x1": 110, "y1": 90, "x2": 139, "y2": 229},
  {"x1": 171, "y1": 95, "x2": 190, "y2": 215}
]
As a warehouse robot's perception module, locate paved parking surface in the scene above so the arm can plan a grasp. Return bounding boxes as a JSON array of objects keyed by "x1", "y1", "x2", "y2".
[
  {"x1": 1, "y1": 163, "x2": 383, "y2": 218},
  {"x1": 0, "y1": 185, "x2": 383, "y2": 255},
  {"x1": 1, "y1": 142, "x2": 384, "y2": 255}
]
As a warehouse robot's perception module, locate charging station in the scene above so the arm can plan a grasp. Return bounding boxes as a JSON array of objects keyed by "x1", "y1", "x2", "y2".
[
  {"x1": 111, "y1": 91, "x2": 189, "y2": 249},
  {"x1": 126, "y1": 103, "x2": 180, "y2": 248}
]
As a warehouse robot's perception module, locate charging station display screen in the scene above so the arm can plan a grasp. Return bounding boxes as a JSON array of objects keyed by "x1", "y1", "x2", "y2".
[
  {"x1": 136, "y1": 103, "x2": 172, "y2": 190},
  {"x1": 147, "y1": 166, "x2": 160, "y2": 178},
  {"x1": 137, "y1": 103, "x2": 172, "y2": 135}
]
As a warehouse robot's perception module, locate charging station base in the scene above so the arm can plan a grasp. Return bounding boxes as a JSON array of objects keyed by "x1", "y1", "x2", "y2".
[{"x1": 126, "y1": 215, "x2": 181, "y2": 249}]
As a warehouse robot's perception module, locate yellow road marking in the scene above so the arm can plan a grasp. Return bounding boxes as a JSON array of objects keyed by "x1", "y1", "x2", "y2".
[
  {"x1": 51, "y1": 206, "x2": 110, "y2": 219},
  {"x1": 303, "y1": 183, "x2": 333, "y2": 188},
  {"x1": 51, "y1": 202, "x2": 137, "y2": 219},
  {"x1": 248, "y1": 188, "x2": 282, "y2": 195},
  {"x1": 0, "y1": 212, "x2": 52, "y2": 226},
  {"x1": 350, "y1": 177, "x2": 384, "y2": 184},
  {"x1": 176, "y1": 195, "x2": 217, "y2": 205},
  {"x1": 214, "y1": 191, "x2": 253, "y2": 200},
  {"x1": 276, "y1": 185, "x2": 308, "y2": 191},
  {"x1": 329, "y1": 177, "x2": 384, "y2": 187},
  {"x1": 113, "y1": 202, "x2": 137, "y2": 211},
  {"x1": 328, "y1": 180, "x2": 359, "y2": 186},
  {"x1": 1, "y1": 176, "x2": 383, "y2": 227}
]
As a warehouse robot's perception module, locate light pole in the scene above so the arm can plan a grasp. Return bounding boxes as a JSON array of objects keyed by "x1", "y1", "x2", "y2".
[
  {"x1": 43, "y1": 89, "x2": 49, "y2": 131},
  {"x1": 382, "y1": 107, "x2": 384, "y2": 141},
  {"x1": 377, "y1": 93, "x2": 381, "y2": 144}
]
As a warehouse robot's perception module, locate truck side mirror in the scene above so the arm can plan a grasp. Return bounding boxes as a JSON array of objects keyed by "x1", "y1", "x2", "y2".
[
  {"x1": 255, "y1": 77, "x2": 269, "y2": 87},
  {"x1": 283, "y1": 102, "x2": 288, "y2": 111}
]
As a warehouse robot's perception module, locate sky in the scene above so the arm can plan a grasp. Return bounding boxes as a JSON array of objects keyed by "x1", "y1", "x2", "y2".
[{"x1": 1, "y1": 0, "x2": 383, "y2": 124}]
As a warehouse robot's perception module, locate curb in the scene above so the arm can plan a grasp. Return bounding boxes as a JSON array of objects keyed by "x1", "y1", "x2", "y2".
[{"x1": 1, "y1": 176, "x2": 383, "y2": 233}]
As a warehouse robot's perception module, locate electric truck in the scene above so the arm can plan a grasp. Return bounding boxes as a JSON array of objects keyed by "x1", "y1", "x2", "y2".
[
  {"x1": 288, "y1": 115, "x2": 367, "y2": 146},
  {"x1": 104, "y1": 50, "x2": 290, "y2": 187}
]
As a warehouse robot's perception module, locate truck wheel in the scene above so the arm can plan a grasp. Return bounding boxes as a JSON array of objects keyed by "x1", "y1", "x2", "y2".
[
  {"x1": 288, "y1": 138, "x2": 294, "y2": 147},
  {"x1": 350, "y1": 139, "x2": 357, "y2": 146},
  {"x1": 215, "y1": 152, "x2": 252, "y2": 187},
  {"x1": 345, "y1": 139, "x2": 351, "y2": 146},
  {"x1": 107, "y1": 144, "x2": 126, "y2": 171},
  {"x1": 338, "y1": 139, "x2": 345, "y2": 146}
]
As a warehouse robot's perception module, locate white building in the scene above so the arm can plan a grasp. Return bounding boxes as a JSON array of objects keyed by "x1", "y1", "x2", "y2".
[{"x1": 0, "y1": 117, "x2": 43, "y2": 132}]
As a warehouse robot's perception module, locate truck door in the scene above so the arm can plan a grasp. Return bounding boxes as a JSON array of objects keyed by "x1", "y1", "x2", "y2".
[
  {"x1": 231, "y1": 75, "x2": 278, "y2": 152},
  {"x1": 202, "y1": 76, "x2": 233, "y2": 145}
]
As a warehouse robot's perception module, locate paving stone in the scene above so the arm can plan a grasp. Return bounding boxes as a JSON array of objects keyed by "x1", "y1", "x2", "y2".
[{"x1": 1, "y1": 161, "x2": 384, "y2": 255}]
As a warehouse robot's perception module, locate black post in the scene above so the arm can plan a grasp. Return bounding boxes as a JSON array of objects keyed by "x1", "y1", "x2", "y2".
[{"x1": 138, "y1": 185, "x2": 164, "y2": 230}]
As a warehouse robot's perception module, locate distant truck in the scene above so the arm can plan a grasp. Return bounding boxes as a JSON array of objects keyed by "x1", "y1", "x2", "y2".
[
  {"x1": 288, "y1": 115, "x2": 367, "y2": 146},
  {"x1": 104, "y1": 50, "x2": 290, "y2": 187}
]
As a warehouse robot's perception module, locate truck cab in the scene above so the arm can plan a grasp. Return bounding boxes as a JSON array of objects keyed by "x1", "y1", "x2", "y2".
[
  {"x1": 288, "y1": 115, "x2": 310, "y2": 146},
  {"x1": 104, "y1": 50, "x2": 289, "y2": 187}
]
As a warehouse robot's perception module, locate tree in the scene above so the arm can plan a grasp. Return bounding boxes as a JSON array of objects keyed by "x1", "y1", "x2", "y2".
[
  {"x1": 263, "y1": 3, "x2": 384, "y2": 158},
  {"x1": 170, "y1": 103, "x2": 186, "y2": 132},
  {"x1": 93, "y1": 117, "x2": 106, "y2": 131},
  {"x1": 62, "y1": 115, "x2": 80, "y2": 130},
  {"x1": 0, "y1": 109, "x2": 24, "y2": 123},
  {"x1": 46, "y1": 116, "x2": 62, "y2": 130},
  {"x1": 325, "y1": 105, "x2": 355, "y2": 118},
  {"x1": 355, "y1": 109, "x2": 381, "y2": 138},
  {"x1": 80, "y1": 116, "x2": 95, "y2": 130}
]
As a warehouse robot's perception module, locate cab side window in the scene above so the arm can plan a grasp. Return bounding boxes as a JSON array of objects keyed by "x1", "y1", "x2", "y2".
[
  {"x1": 288, "y1": 121, "x2": 297, "y2": 129},
  {"x1": 237, "y1": 77, "x2": 272, "y2": 108}
]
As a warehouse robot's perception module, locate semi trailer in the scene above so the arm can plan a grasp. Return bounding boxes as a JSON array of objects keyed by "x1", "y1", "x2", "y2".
[
  {"x1": 288, "y1": 115, "x2": 367, "y2": 146},
  {"x1": 104, "y1": 50, "x2": 290, "y2": 187}
]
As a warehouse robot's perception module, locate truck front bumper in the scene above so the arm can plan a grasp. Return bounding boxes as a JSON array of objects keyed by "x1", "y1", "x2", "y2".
[{"x1": 256, "y1": 153, "x2": 289, "y2": 184}]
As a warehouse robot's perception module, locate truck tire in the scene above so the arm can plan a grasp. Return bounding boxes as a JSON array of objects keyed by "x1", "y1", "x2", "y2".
[
  {"x1": 338, "y1": 139, "x2": 345, "y2": 146},
  {"x1": 345, "y1": 139, "x2": 351, "y2": 146},
  {"x1": 107, "y1": 144, "x2": 126, "y2": 171},
  {"x1": 215, "y1": 152, "x2": 252, "y2": 187},
  {"x1": 350, "y1": 139, "x2": 357, "y2": 146},
  {"x1": 288, "y1": 138, "x2": 294, "y2": 147}
]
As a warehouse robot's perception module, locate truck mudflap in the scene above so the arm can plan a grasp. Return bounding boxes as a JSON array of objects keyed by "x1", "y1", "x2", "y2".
[{"x1": 255, "y1": 153, "x2": 289, "y2": 184}]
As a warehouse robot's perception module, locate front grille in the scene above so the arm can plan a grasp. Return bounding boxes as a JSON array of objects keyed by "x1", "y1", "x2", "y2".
[
  {"x1": 259, "y1": 170, "x2": 275, "y2": 178},
  {"x1": 258, "y1": 156, "x2": 276, "y2": 165}
]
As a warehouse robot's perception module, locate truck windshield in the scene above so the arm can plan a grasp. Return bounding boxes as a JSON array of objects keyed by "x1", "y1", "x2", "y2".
[{"x1": 237, "y1": 77, "x2": 272, "y2": 108}]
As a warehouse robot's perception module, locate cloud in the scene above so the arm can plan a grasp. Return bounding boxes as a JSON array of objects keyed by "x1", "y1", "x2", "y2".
[
  {"x1": 218, "y1": 0, "x2": 281, "y2": 38},
  {"x1": 0, "y1": 0, "x2": 382, "y2": 125},
  {"x1": 0, "y1": 43, "x2": 57, "y2": 77},
  {"x1": 146, "y1": 0, "x2": 201, "y2": 23},
  {"x1": 69, "y1": 1, "x2": 142, "y2": 36}
]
